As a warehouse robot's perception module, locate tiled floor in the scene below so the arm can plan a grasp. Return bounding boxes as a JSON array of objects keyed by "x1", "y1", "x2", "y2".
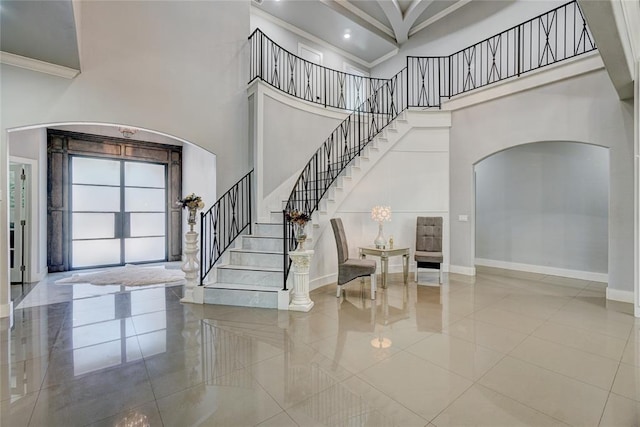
[{"x1": 2, "y1": 267, "x2": 640, "y2": 426}]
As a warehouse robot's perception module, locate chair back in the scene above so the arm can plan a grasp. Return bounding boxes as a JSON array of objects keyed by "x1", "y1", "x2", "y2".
[
  {"x1": 416, "y1": 217, "x2": 442, "y2": 252},
  {"x1": 330, "y1": 218, "x2": 350, "y2": 264}
]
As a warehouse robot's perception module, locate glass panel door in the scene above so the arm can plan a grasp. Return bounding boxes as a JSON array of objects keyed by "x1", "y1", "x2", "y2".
[
  {"x1": 71, "y1": 157, "x2": 121, "y2": 268},
  {"x1": 124, "y1": 161, "x2": 166, "y2": 263},
  {"x1": 70, "y1": 157, "x2": 167, "y2": 269}
]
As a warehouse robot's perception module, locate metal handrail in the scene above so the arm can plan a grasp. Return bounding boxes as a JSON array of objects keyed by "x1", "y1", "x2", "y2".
[{"x1": 200, "y1": 170, "x2": 253, "y2": 285}]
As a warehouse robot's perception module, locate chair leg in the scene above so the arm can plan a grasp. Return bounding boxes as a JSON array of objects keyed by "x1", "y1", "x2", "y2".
[
  {"x1": 438, "y1": 264, "x2": 442, "y2": 284},
  {"x1": 336, "y1": 285, "x2": 341, "y2": 298},
  {"x1": 370, "y1": 273, "x2": 377, "y2": 299}
]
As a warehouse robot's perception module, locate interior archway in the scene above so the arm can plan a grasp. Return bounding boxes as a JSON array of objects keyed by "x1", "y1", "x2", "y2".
[{"x1": 473, "y1": 141, "x2": 609, "y2": 282}]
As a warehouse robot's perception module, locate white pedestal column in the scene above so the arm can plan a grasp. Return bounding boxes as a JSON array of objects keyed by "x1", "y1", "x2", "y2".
[
  {"x1": 288, "y1": 250, "x2": 314, "y2": 312},
  {"x1": 181, "y1": 230, "x2": 203, "y2": 304}
]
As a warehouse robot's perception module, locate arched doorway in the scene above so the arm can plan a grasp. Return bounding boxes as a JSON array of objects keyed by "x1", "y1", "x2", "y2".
[{"x1": 474, "y1": 141, "x2": 609, "y2": 282}]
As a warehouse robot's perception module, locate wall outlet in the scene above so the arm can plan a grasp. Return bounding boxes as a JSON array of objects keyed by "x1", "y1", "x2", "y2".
[{"x1": 458, "y1": 214, "x2": 469, "y2": 222}]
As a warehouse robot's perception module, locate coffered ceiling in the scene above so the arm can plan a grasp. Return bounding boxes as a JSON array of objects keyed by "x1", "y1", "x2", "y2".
[{"x1": 254, "y1": 0, "x2": 471, "y2": 64}]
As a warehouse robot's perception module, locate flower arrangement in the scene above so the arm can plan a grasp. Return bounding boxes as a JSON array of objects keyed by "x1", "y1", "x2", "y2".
[
  {"x1": 286, "y1": 209, "x2": 311, "y2": 226},
  {"x1": 177, "y1": 193, "x2": 205, "y2": 211}
]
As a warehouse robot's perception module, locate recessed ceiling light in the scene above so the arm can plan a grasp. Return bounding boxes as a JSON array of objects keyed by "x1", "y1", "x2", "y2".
[{"x1": 343, "y1": 33, "x2": 351, "y2": 39}]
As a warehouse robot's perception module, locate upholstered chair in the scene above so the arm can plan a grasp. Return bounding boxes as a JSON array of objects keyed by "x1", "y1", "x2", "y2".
[
  {"x1": 330, "y1": 218, "x2": 377, "y2": 299},
  {"x1": 415, "y1": 216, "x2": 444, "y2": 283}
]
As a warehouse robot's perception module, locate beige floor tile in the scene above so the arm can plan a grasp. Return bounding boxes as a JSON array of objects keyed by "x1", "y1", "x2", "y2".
[
  {"x1": 341, "y1": 376, "x2": 429, "y2": 426},
  {"x1": 612, "y1": 363, "x2": 640, "y2": 402},
  {"x1": 472, "y1": 306, "x2": 545, "y2": 334},
  {"x1": 249, "y1": 345, "x2": 353, "y2": 409},
  {"x1": 358, "y1": 351, "x2": 472, "y2": 421},
  {"x1": 406, "y1": 334, "x2": 504, "y2": 380},
  {"x1": 310, "y1": 331, "x2": 400, "y2": 374},
  {"x1": 285, "y1": 382, "x2": 395, "y2": 427},
  {"x1": 0, "y1": 391, "x2": 38, "y2": 427},
  {"x1": 510, "y1": 335, "x2": 619, "y2": 390},
  {"x1": 479, "y1": 356, "x2": 608, "y2": 426},
  {"x1": 156, "y1": 369, "x2": 282, "y2": 427},
  {"x1": 446, "y1": 317, "x2": 528, "y2": 354},
  {"x1": 87, "y1": 401, "x2": 164, "y2": 427},
  {"x1": 533, "y1": 320, "x2": 627, "y2": 361},
  {"x1": 600, "y1": 392, "x2": 640, "y2": 427},
  {"x1": 431, "y1": 384, "x2": 568, "y2": 426},
  {"x1": 489, "y1": 294, "x2": 571, "y2": 320},
  {"x1": 547, "y1": 310, "x2": 632, "y2": 340},
  {"x1": 257, "y1": 411, "x2": 299, "y2": 427},
  {"x1": 622, "y1": 339, "x2": 640, "y2": 367},
  {"x1": 29, "y1": 362, "x2": 156, "y2": 427}
]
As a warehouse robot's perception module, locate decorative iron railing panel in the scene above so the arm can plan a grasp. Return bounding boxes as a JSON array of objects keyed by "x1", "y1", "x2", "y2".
[
  {"x1": 249, "y1": 29, "x2": 388, "y2": 111},
  {"x1": 248, "y1": 1, "x2": 596, "y2": 289},
  {"x1": 200, "y1": 170, "x2": 253, "y2": 285},
  {"x1": 440, "y1": 1, "x2": 596, "y2": 100}
]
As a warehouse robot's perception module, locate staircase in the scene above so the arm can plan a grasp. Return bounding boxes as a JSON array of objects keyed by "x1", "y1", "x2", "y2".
[
  {"x1": 204, "y1": 221, "x2": 286, "y2": 308},
  {"x1": 204, "y1": 112, "x2": 412, "y2": 309}
]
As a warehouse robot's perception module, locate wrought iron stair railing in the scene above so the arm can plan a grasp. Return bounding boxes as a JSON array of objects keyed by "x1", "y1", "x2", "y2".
[
  {"x1": 200, "y1": 170, "x2": 253, "y2": 285},
  {"x1": 248, "y1": 0, "x2": 596, "y2": 290}
]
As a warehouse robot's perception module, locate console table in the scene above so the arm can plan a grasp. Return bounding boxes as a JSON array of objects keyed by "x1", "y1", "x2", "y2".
[{"x1": 359, "y1": 246, "x2": 409, "y2": 288}]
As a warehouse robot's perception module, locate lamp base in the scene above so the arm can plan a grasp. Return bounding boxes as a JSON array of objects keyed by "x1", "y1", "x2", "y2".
[{"x1": 374, "y1": 222, "x2": 386, "y2": 249}]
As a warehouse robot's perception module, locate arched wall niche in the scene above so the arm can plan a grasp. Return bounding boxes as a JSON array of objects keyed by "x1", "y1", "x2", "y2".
[{"x1": 473, "y1": 140, "x2": 609, "y2": 280}]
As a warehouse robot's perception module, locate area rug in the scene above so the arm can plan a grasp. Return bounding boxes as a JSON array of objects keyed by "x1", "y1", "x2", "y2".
[{"x1": 55, "y1": 264, "x2": 185, "y2": 286}]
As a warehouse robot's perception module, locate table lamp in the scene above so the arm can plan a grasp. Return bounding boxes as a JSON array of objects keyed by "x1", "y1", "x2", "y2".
[{"x1": 371, "y1": 205, "x2": 391, "y2": 249}]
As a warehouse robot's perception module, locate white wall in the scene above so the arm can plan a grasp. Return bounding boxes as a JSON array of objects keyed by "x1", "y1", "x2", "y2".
[
  {"x1": 251, "y1": 12, "x2": 370, "y2": 74},
  {"x1": 372, "y1": 0, "x2": 565, "y2": 78},
  {"x1": 0, "y1": 0, "x2": 250, "y2": 316},
  {"x1": 475, "y1": 142, "x2": 609, "y2": 275},
  {"x1": 262, "y1": 95, "x2": 345, "y2": 196},
  {"x1": 182, "y1": 143, "x2": 217, "y2": 235},
  {"x1": 449, "y1": 69, "x2": 634, "y2": 292},
  {"x1": 310, "y1": 125, "x2": 450, "y2": 287}
]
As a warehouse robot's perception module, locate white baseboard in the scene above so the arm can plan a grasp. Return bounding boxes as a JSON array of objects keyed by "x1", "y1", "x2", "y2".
[
  {"x1": 475, "y1": 258, "x2": 608, "y2": 283},
  {"x1": 449, "y1": 265, "x2": 476, "y2": 276},
  {"x1": 606, "y1": 288, "x2": 634, "y2": 304},
  {"x1": 310, "y1": 273, "x2": 337, "y2": 292}
]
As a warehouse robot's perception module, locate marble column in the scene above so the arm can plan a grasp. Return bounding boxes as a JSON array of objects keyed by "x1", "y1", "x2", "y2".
[
  {"x1": 181, "y1": 230, "x2": 203, "y2": 304},
  {"x1": 288, "y1": 250, "x2": 314, "y2": 312}
]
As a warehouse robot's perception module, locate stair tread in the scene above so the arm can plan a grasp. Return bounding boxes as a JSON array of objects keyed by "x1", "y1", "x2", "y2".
[
  {"x1": 218, "y1": 264, "x2": 283, "y2": 272},
  {"x1": 204, "y1": 282, "x2": 281, "y2": 292},
  {"x1": 229, "y1": 248, "x2": 283, "y2": 255}
]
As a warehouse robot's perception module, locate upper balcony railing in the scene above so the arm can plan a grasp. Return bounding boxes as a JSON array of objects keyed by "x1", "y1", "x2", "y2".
[{"x1": 249, "y1": 28, "x2": 388, "y2": 111}]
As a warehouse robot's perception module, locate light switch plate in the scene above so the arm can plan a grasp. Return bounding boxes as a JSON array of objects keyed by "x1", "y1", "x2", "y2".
[{"x1": 458, "y1": 214, "x2": 469, "y2": 222}]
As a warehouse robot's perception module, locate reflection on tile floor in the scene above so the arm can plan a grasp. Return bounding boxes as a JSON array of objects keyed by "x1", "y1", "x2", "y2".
[{"x1": 2, "y1": 267, "x2": 640, "y2": 426}]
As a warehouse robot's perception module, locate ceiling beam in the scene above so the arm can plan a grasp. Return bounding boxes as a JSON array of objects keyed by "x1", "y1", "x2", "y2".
[{"x1": 378, "y1": 0, "x2": 433, "y2": 44}]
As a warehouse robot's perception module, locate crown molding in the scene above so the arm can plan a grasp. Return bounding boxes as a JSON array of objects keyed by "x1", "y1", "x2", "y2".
[
  {"x1": 0, "y1": 51, "x2": 80, "y2": 79},
  {"x1": 251, "y1": 5, "x2": 397, "y2": 69}
]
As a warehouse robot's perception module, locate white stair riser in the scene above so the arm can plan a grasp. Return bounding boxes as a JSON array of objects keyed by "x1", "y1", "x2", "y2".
[
  {"x1": 253, "y1": 223, "x2": 283, "y2": 237},
  {"x1": 230, "y1": 251, "x2": 282, "y2": 268},
  {"x1": 204, "y1": 288, "x2": 278, "y2": 309},
  {"x1": 217, "y1": 268, "x2": 282, "y2": 286},
  {"x1": 243, "y1": 236, "x2": 283, "y2": 251},
  {"x1": 269, "y1": 211, "x2": 285, "y2": 222}
]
